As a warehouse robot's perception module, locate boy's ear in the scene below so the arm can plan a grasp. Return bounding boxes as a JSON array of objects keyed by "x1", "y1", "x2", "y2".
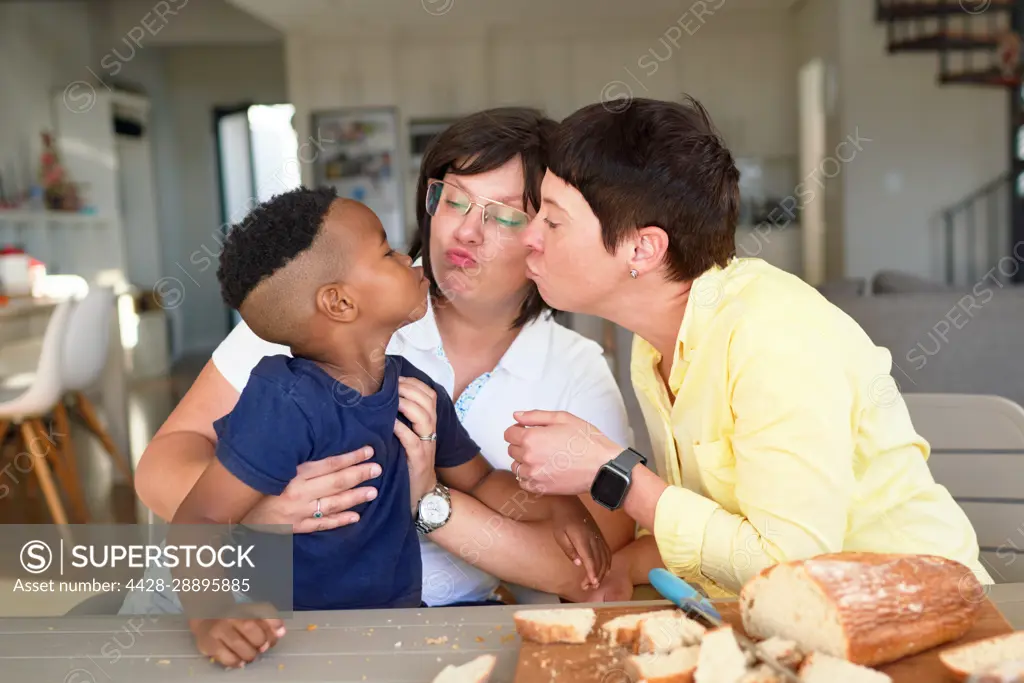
[{"x1": 316, "y1": 283, "x2": 357, "y2": 322}]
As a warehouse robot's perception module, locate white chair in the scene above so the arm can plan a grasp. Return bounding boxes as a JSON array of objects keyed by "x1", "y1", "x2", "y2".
[
  {"x1": 905, "y1": 393, "x2": 1024, "y2": 584},
  {"x1": 0, "y1": 300, "x2": 77, "y2": 525},
  {"x1": 57, "y1": 286, "x2": 133, "y2": 486}
]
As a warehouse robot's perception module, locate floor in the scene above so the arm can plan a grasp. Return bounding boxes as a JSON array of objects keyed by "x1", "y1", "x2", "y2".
[{"x1": 0, "y1": 355, "x2": 205, "y2": 614}]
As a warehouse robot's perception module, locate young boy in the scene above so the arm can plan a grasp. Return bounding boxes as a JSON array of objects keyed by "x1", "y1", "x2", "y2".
[{"x1": 170, "y1": 187, "x2": 608, "y2": 668}]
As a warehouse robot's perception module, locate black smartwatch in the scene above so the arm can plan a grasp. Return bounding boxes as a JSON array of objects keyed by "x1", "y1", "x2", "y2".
[{"x1": 590, "y1": 447, "x2": 648, "y2": 511}]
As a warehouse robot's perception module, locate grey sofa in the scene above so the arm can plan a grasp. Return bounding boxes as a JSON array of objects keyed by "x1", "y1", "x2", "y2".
[{"x1": 820, "y1": 271, "x2": 1024, "y2": 409}]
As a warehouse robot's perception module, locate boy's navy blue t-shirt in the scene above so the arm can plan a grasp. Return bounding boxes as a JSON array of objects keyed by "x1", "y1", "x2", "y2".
[{"x1": 213, "y1": 354, "x2": 480, "y2": 611}]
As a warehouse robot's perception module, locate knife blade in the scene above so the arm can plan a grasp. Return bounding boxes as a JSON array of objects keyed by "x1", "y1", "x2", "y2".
[{"x1": 648, "y1": 569, "x2": 801, "y2": 683}]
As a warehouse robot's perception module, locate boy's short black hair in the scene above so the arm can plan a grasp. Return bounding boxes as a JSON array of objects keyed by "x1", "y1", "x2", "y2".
[
  {"x1": 548, "y1": 96, "x2": 739, "y2": 281},
  {"x1": 409, "y1": 107, "x2": 557, "y2": 329},
  {"x1": 217, "y1": 186, "x2": 338, "y2": 311}
]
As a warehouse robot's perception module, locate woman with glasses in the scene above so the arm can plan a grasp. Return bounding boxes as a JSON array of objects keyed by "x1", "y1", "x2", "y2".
[{"x1": 125, "y1": 108, "x2": 636, "y2": 612}]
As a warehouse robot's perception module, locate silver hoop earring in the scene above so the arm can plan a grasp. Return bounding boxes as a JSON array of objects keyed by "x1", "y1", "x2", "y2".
[{"x1": 629, "y1": 269, "x2": 639, "y2": 279}]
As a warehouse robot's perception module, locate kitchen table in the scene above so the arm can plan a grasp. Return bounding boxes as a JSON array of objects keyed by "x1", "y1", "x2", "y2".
[{"x1": 1, "y1": 584, "x2": 1023, "y2": 682}]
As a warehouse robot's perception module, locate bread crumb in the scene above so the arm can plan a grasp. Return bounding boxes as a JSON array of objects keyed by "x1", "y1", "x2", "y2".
[
  {"x1": 157, "y1": 660, "x2": 170, "y2": 666},
  {"x1": 387, "y1": 619, "x2": 392, "y2": 623},
  {"x1": 437, "y1": 657, "x2": 442, "y2": 662},
  {"x1": 278, "y1": 664, "x2": 284, "y2": 671},
  {"x1": 395, "y1": 641, "x2": 402, "y2": 648},
  {"x1": 209, "y1": 658, "x2": 216, "y2": 664},
  {"x1": 327, "y1": 660, "x2": 332, "y2": 664},
  {"x1": 47, "y1": 627, "x2": 54, "y2": 631},
  {"x1": 306, "y1": 624, "x2": 317, "y2": 631},
  {"x1": 425, "y1": 636, "x2": 449, "y2": 645},
  {"x1": 475, "y1": 636, "x2": 485, "y2": 643},
  {"x1": 452, "y1": 644, "x2": 460, "y2": 650},
  {"x1": 494, "y1": 625, "x2": 502, "y2": 630},
  {"x1": 501, "y1": 634, "x2": 516, "y2": 643}
]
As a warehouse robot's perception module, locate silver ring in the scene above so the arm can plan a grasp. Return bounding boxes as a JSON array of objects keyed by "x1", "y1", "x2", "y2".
[
  {"x1": 313, "y1": 498, "x2": 323, "y2": 519},
  {"x1": 419, "y1": 432, "x2": 437, "y2": 442},
  {"x1": 514, "y1": 462, "x2": 522, "y2": 482}
]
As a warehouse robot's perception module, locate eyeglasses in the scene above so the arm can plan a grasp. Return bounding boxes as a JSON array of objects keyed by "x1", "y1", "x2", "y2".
[{"x1": 425, "y1": 179, "x2": 530, "y2": 231}]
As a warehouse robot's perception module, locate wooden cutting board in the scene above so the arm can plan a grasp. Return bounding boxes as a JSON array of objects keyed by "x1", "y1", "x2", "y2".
[{"x1": 513, "y1": 599, "x2": 1013, "y2": 682}]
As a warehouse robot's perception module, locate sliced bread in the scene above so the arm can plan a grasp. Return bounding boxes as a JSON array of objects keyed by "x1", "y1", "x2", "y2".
[
  {"x1": 798, "y1": 652, "x2": 891, "y2": 683},
  {"x1": 513, "y1": 607, "x2": 596, "y2": 644},
  {"x1": 964, "y1": 660, "x2": 1024, "y2": 683},
  {"x1": 635, "y1": 612, "x2": 707, "y2": 654},
  {"x1": 740, "y1": 664, "x2": 783, "y2": 683},
  {"x1": 431, "y1": 654, "x2": 497, "y2": 683},
  {"x1": 625, "y1": 645, "x2": 700, "y2": 683},
  {"x1": 754, "y1": 636, "x2": 805, "y2": 669},
  {"x1": 695, "y1": 626, "x2": 749, "y2": 683},
  {"x1": 601, "y1": 609, "x2": 679, "y2": 647},
  {"x1": 740, "y1": 552, "x2": 983, "y2": 667},
  {"x1": 939, "y1": 631, "x2": 1024, "y2": 681}
]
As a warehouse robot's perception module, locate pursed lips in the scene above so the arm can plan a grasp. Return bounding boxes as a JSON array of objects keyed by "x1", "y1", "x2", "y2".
[{"x1": 445, "y1": 248, "x2": 477, "y2": 268}]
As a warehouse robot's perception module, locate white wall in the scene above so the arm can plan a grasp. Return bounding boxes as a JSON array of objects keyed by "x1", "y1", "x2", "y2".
[
  {"x1": 151, "y1": 45, "x2": 288, "y2": 356},
  {"x1": 105, "y1": 0, "x2": 280, "y2": 48},
  {"x1": 837, "y1": 0, "x2": 1008, "y2": 282},
  {"x1": 0, "y1": 1, "x2": 95, "y2": 201},
  {"x1": 284, "y1": 10, "x2": 799, "y2": 238}
]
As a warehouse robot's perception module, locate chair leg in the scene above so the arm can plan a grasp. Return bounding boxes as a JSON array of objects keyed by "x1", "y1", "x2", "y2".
[
  {"x1": 30, "y1": 419, "x2": 89, "y2": 523},
  {"x1": 73, "y1": 391, "x2": 133, "y2": 483},
  {"x1": 19, "y1": 422, "x2": 69, "y2": 526},
  {"x1": 51, "y1": 403, "x2": 88, "y2": 521}
]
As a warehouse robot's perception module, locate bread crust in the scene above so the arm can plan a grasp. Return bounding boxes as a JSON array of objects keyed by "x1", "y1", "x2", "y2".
[
  {"x1": 513, "y1": 613, "x2": 591, "y2": 644},
  {"x1": 938, "y1": 632, "x2": 1024, "y2": 681},
  {"x1": 742, "y1": 553, "x2": 983, "y2": 667}
]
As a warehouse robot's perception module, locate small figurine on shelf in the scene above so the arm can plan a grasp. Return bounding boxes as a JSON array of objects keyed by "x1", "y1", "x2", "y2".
[{"x1": 38, "y1": 131, "x2": 82, "y2": 211}]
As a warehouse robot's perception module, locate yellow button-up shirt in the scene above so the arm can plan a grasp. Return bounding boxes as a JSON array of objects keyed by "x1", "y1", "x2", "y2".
[{"x1": 632, "y1": 258, "x2": 991, "y2": 597}]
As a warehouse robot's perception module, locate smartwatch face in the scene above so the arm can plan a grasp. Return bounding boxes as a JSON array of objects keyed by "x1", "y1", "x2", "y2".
[{"x1": 591, "y1": 466, "x2": 629, "y2": 508}]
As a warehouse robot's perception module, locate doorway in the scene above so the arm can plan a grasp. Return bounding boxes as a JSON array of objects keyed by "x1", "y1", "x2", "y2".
[{"x1": 214, "y1": 103, "x2": 301, "y2": 328}]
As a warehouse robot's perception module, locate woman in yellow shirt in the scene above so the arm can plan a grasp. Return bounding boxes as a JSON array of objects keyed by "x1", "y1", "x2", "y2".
[{"x1": 505, "y1": 95, "x2": 991, "y2": 597}]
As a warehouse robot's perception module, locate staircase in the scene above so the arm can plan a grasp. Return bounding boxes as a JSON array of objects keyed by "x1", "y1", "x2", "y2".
[{"x1": 876, "y1": 0, "x2": 1024, "y2": 285}]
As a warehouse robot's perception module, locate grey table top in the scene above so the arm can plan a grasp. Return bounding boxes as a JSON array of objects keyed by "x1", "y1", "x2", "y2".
[{"x1": 2, "y1": 585, "x2": 1023, "y2": 683}]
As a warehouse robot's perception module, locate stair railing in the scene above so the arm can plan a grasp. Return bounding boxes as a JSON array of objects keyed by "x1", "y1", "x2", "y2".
[{"x1": 940, "y1": 173, "x2": 1011, "y2": 285}]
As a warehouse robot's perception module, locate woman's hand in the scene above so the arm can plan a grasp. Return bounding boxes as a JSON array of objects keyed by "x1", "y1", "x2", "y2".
[
  {"x1": 393, "y1": 377, "x2": 439, "y2": 511},
  {"x1": 240, "y1": 447, "x2": 381, "y2": 533},
  {"x1": 549, "y1": 496, "x2": 612, "y2": 589},
  {"x1": 504, "y1": 410, "x2": 621, "y2": 496}
]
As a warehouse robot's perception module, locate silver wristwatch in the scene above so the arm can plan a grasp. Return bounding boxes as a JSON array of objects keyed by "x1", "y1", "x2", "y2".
[{"x1": 415, "y1": 482, "x2": 452, "y2": 534}]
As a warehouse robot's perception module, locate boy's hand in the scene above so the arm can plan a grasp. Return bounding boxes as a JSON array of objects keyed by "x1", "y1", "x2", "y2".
[
  {"x1": 190, "y1": 612, "x2": 286, "y2": 669},
  {"x1": 395, "y1": 377, "x2": 439, "y2": 511},
  {"x1": 550, "y1": 497, "x2": 611, "y2": 589}
]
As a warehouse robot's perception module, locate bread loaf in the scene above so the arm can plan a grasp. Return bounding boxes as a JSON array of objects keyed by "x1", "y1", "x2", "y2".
[
  {"x1": 939, "y1": 632, "x2": 1024, "y2": 681},
  {"x1": 513, "y1": 608, "x2": 596, "y2": 644},
  {"x1": 431, "y1": 654, "x2": 496, "y2": 683},
  {"x1": 625, "y1": 646, "x2": 700, "y2": 683},
  {"x1": 753, "y1": 636, "x2": 805, "y2": 670},
  {"x1": 600, "y1": 609, "x2": 678, "y2": 647},
  {"x1": 740, "y1": 552, "x2": 983, "y2": 667}
]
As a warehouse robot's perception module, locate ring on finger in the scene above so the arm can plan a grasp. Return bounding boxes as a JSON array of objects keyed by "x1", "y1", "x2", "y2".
[
  {"x1": 514, "y1": 462, "x2": 522, "y2": 482},
  {"x1": 313, "y1": 498, "x2": 323, "y2": 519},
  {"x1": 418, "y1": 432, "x2": 437, "y2": 442}
]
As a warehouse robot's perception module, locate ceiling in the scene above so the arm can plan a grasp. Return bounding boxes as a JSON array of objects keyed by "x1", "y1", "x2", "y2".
[{"x1": 226, "y1": 0, "x2": 799, "y2": 35}]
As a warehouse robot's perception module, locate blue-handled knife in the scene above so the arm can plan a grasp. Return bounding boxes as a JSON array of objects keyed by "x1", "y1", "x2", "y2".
[
  {"x1": 648, "y1": 568, "x2": 722, "y2": 626},
  {"x1": 648, "y1": 569, "x2": 801, "y2": 683}
]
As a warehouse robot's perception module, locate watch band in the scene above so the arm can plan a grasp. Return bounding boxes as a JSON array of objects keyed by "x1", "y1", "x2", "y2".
[
  {"x1": 610, "y1": 447, "x2": 647, "y2": 474},
  {"x1": 415, "y1": 482, "x2": 452, "y2": 535}
]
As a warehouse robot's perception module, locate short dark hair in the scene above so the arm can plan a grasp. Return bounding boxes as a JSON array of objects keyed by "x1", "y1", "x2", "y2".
[
  {"x1": 217, "y1": 186, "x2": 337, "y2": 310},
  {"x1": 409, "y1": 107, "x2": 557, "y2": 329},
  {"x1": 548, "y1": 96, "x2": 739, "y2": 282}
]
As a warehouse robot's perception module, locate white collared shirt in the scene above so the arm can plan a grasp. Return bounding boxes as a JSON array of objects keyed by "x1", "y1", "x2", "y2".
[{"x1": 211, "y1": 296, "x2": 631, "y2": 606}]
